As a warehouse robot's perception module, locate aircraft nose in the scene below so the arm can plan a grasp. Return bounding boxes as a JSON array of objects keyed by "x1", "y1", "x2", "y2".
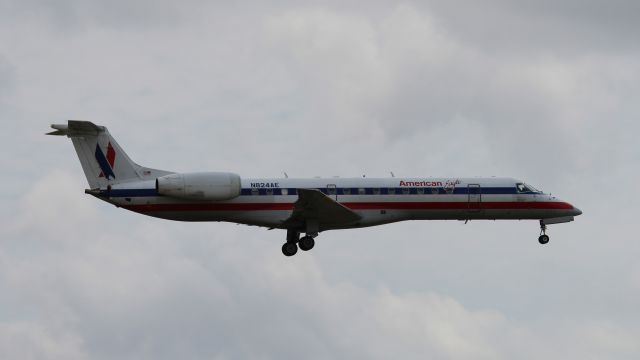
[{"x1": 572, "y1": 206, "x2": 582, "y2": 216}]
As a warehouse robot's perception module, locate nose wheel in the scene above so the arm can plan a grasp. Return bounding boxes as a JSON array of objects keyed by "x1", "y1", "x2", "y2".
[{"x1": 538, "y1": 221, "x2": 550, "y2": 244}]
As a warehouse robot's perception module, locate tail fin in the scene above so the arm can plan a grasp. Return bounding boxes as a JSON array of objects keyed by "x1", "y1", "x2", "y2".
[{"x1": 48, "y1": 120, "x2": 170, "y2": 188}]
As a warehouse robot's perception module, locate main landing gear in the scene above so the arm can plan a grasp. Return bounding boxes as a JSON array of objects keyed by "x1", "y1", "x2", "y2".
[
  {"x1": 282, "y1": 229, "x2": 316, "y2": 256},
  {"x1": 538, "y1": 220, "x2": 550, "y2": 245}
]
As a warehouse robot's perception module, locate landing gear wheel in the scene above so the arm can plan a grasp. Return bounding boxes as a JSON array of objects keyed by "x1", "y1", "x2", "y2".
[
  {"x1": 538, "y1": 234, "x2": 550, "y2": 245},
  {"x1": 299, "y1": 236, "x2": 315, "y2": 251},
  {"x1": 282, "y1": 242, "x2": 298, "y2": 256},
  {"x1": 538, "y1": 220, "x2": 550, "y2": 245}
]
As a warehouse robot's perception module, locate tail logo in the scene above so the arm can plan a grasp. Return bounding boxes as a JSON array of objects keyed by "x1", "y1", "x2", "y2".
[{"x1": 95, "y1": 142, "x2": 116, "y2": 180}]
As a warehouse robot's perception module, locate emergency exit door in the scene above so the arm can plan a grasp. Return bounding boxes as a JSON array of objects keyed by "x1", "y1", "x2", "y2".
[{"x1": 468, "y1": 184, "x2": 481, "y2": 212}]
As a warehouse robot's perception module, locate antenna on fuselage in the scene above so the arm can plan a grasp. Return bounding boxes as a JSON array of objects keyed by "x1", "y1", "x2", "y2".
[
  {"x1": 390, "y1": 171, "x2": 395, "y2": 177},
  {"x1": 284, "y1": 172, "x2": 288, "y2": 178}
]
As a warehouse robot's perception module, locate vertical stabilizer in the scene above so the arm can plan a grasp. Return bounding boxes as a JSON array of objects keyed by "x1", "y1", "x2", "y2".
[{"x1": 48, "y1": 121, "x2": 169, "y2": 188}]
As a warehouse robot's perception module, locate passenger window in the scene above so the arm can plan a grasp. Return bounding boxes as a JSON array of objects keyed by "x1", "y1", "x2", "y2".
[
  {"x1": 266, "y1": 189, "x2": 274, "y2": 196},
  {"x1": 281, "y1": 188, "x2": 288, "y2": 195},
  {"x1": 388, "y1": 188, "x2": 396, "y2": 195},
  {"x1": 358, "y1": 188, "x2": 366, "y2": 195},
  {"x1": 402, "y1": 188, "x2": 410, "y2": 195},
  {"x1": 251, "y1": 188, "x2": 259, "y2": 196},
  {"x1": 342, "y1": 188, "x2": 351, "y2": 195},
  {"x1": 416, "y1": 188, "x2": 425, "y2": 194},
  {"x1": 328, "y1": 187, "x2": 336, "y2": 195},
  {"x1": 372, "y1": 188, "x2": 381, "y2": 195},
  {"x1": 431, "y1": 188, "x2": 439, "y2": 195}
]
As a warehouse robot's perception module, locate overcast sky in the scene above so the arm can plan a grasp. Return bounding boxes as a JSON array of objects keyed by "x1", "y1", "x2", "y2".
[{"x1": 1, "y1": 1, "x2": 639, "y2": 359}]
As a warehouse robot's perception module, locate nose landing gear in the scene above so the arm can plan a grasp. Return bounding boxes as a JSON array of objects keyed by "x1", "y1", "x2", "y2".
[{"x1": 538, "y1": 220, "x2": 550, "y2": 244}]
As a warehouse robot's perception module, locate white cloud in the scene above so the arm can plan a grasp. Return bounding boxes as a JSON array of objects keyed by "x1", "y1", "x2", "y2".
[
  {"x1": 1, "y1": 1, "x2": 639, "y2": 359},
  {"x1": 0, "y1": 322, "x2": 86, "y2": 360},
  {"x1": 1, "y1": 170, "x2": 639, "y2": 359}
]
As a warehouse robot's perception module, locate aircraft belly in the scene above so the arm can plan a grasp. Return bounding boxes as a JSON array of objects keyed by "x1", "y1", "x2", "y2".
[
  {"x1": 131, "y1": 209, "x2": 290, "y2": 226},
  {"x1": 222, "y1": 210, "x2": 291, "y2": 227},
  {"x1": 115, "y1": 197, "x2": 292, "y2": 226}
]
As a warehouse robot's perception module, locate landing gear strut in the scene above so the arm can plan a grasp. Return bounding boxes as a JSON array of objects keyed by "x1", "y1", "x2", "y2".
[
  {"x1": 538, "y1": 220, "x2": 550, "y2": 245},
  {"x1": 282, "y1": 229, "x2": 299, "y2": 257}
]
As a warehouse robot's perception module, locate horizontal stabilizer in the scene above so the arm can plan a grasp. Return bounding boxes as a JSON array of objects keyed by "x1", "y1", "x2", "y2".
[{"x1": 47, "y1": 120, "x2": 105, "y2": 136}]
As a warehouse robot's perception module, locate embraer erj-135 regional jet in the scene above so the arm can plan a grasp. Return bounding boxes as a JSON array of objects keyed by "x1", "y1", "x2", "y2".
[{"x1": 49, "y1": 121, "x2": 582, "y2": 256}]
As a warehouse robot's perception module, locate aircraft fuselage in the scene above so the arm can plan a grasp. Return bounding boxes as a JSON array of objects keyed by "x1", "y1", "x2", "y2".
[{"x1": 96, "y1": 177, "x2": 581, "y2": 231}]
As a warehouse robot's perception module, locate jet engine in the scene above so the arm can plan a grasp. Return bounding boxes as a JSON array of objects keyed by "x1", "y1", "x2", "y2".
[{"x1": 156, "y1": 172, "x2": 241, "y2": 200}]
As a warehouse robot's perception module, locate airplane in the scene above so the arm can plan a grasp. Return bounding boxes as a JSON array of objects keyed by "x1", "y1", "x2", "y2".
[{"x1": 48, "y1": 120, "x2": 582, "y2": 256}]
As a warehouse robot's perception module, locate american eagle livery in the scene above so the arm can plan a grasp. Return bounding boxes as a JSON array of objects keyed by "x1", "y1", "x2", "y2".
[{"x1": 48, "y1": 121, "x2": 582, "y2": 256}]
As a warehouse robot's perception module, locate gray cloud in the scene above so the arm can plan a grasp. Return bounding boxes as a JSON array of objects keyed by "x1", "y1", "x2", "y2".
[
  {"x1": 0, "y1": 0, "x2": 206, "y2": 31},
  {"x1": 1, "y1": 1, "x2": 639, "y2": 359},
  {"x1": 421, "y1": 0, "x2": 640, "y2": 54},
  {"x1": 0, "y1": 55, "x2": 15, "y2": 102},
  {"x1": 2, "y1": 173, "x2": 639, "y2": 359}
]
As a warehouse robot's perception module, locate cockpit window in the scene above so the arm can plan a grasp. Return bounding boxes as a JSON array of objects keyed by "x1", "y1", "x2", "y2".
[
  {"x1": 516, "y1": 183, "x2": 541, "y2": 193},
  {"x1": 526, "y1": 183, "x2": 540, "y2": 193}
]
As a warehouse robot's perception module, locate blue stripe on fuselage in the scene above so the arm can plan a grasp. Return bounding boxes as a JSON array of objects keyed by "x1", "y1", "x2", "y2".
[
  {"x1": 239, "y1": 187, "x2": 524, "y2": 196},
  {"x1": 98, "y1": 188, "x2": 158, "y2": 197},
  {"x1": 98, "y1": 187, "x2": 540, "y2": 199}
]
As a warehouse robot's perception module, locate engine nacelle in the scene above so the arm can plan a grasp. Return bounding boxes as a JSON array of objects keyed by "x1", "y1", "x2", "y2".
[{"x1": 156, "y1": 172, "x2": 241, "y2": 200}]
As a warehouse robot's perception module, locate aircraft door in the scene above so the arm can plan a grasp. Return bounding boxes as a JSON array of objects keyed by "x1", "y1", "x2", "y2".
[
  {"x1": 468, "y1": 184, "x2": 481, "y2": 213},
  {"x1": 326, "y1": 184, "x2": 337, "y2": 201}
]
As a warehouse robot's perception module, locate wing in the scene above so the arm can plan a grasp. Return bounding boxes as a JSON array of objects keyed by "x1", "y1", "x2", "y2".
[{"x1": 283, "y1": 188, "x2": 361, "y2": 229}]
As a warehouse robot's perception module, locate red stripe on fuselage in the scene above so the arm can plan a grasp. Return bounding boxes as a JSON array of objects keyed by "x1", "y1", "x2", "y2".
[
  {"x1": 123, "y1": 202, "x2": 294, "y2": 212},
  {"x1": 123, "y1": 201, "x2": 573, "y2": 213},
  {"x1": 345, "y1": 201, "x2": 573, "y2": 210}
]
